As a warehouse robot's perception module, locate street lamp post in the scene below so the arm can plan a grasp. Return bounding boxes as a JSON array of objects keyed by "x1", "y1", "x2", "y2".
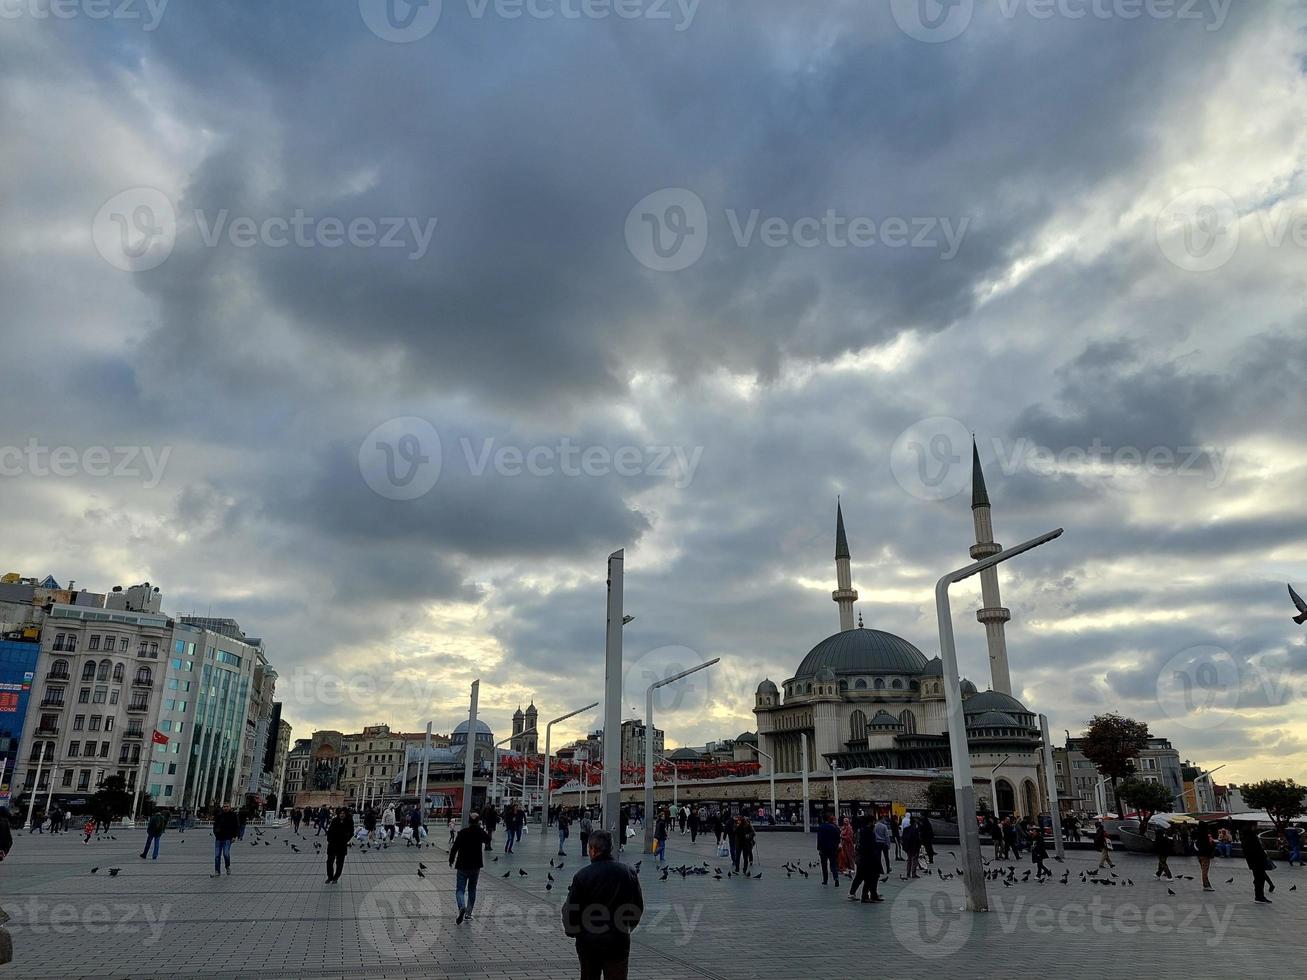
[
  {"x1": 1038, "y1": 714, "x2": 1065, "y2": 861},
  {"x1": 601, "y1": 550, "x2": 628, "y2": 844},
  {"x1": 492, "y1": 727, "x2": 536, "y2": 806},
  {"x1": 542, "y1": 704, "x2": 599, "y2": 830},
  {"x1": 935, "y1": 526, "x2": 1063, "y2": 913},
  {"x1": 831, "y1": 762, "x2": 840, "y2": 820},
  {"x1": 642, "y1": 658, "x2": 720, "y2": 852},
  {"x1": 741, "y1": 743, "x2": 776, "y2": 823},
  {"x1": 459, "y1": 680, "x2": 480, "y2": 828},
  {"x1": 24, "y1": 743, "x2": 51, "y2": 830},
  {"x1": 652, "y1": 754, "x2": 679, "y2": 808},
  {"x1": 800, "y1": 732, "x2": 810, "y2": 833}
]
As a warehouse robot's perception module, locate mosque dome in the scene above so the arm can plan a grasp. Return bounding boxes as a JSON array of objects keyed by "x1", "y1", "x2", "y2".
[
  {"x1": 757, "y1": 679, "x2": 778, "y2": 695},
  {"x1": 793, "y1": 628, "x2": 930, "y2": 680}
]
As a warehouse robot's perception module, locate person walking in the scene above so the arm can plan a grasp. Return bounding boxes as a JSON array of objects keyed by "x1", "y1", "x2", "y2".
[
  {"x1": 562, "y1": 829, "x2": 644, "y2": 979},
  {"x1": 559, "y1": 809, "x2": 573, "y2": 857},
  {"x1": 874, "y1": 814, "x2": 892, "y2": 875},
  {"x1": 0, "y1": 807, "x2": 13, "y2": 861},
  {"x1": 988, "y1": 816, "x2": 1003, "y2": 860},
  {"x1": 1002, "y1": 818, "x2": 1018, "y2": 861},
  {"x1": 919, "y1": 813, "x2": 936, "y2": 866},
  {"x1": 848, "y1": 816, "x2": 883, "y2": 903},
  {"x1": 324, "y1": 806, "x2": 354, "y2": 884},
  {"x1": 482, "y1": 805, "x2": 499, "y2": 852},
  {"x1": 1153, "y1": 825, "x2": 1174, "y2": 880},
  {"x1": 1195, "y1": 823, "x2": 1216, "y2": 891},
  {"x1": 1094, "y1": 821, "x2": 1115, "y2": 869},
  {"x1": 816, "y1": 811, "x2": 840, "y2": 886},
  {"x1": 838, "y1": 817, "x2": 855, "y2": 876},
  {"x1": 291, "y1": 807, "x2": 302, "y2": 834},
  {"x1": 890, "y1": 814, "x2": 903, "y2": 860},
  {"x1": 237, "y1": 808, "x2": 248, "y2": 842},
  {"x1": 382, "y1": 805, "x2": 396, "y2": 841},
  {"x1": 1030, "y1": 829, "x2": 1051, "y2": 879},
  {"x1": 677, "y1": 807, "x2": 686, "y2": 835},
  {"x1": 503, "y1": 804, "x2": 517, "y2": 855},
  {"x1": 1285, "y1": 825, "x2": 1302, "y2": 867},
  {"x1": 737, "y1": 816, "x2": 757, "y2": 876},
  {"x1": 903, "y1": 815, "x2": 922, "y2": 878},
  {"x1": 448, "y1": 813, "x2": 491, "y2": 924},
  {"x1": 711, "y1": 810, "x2": 723, "y2": 847},
  {"x1": 579, "y1": 810, "x2": 593, "y2": 856},
  {"x1": 448, "y1": 814, "x2": 458, "y2": 844},
  {"x1": 211, "y1": 805, "x2": 239, "y2": 877},
  {"x1": 82, "y1": 817, "x2": 95, "y2": 844},
  {"x1": 1240, "y1": 825, "x2": 1273, "y2": 903},
  {"x1": 140, "y1": 809, "x2": 167, "y2": 860},
  {"x1": 363, "y1": 806, "x2": 377, "y2": 843},
  {"x1": 687, "y1": 806, "x2": 699, "y2": 843},
  {"x1": 653, "y1": 809, "x2": 669, "y2": 865}
]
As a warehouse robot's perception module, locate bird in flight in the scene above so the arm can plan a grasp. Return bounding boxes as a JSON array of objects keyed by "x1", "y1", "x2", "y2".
[{"x1": 1289, "y1": 583, "x2": 1307, "y2": 624}]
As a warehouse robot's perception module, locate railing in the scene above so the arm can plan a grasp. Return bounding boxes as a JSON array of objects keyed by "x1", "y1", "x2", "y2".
[
  {"x1": 123, "y1": 729, "x2": 145, "y2": 739},
  {"x1": 39, "y1": 698, "x2": 65, "y2": 708},
  {"x1": 126, "y1": 702, "x2": 150, "y2": 713},
  {"x1": 46, "y1": 671, "x2": 70, "y2": 681},
  {"x1": 35, "y1": 725, "x2": 59, "y2": 736},
  {"x1": 132, "y1": 677, "x2": 154, "y2": 688}
]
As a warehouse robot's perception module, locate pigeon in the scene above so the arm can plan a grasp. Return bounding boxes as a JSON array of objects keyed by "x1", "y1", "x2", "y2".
[
  {"x1": 660, "y1": 869, "x2": 669, "y2": 881},
  {"x1": 1291, "y1": 885, "x2": 1298, "y2": 892},
  {"x1": 90, "y1": 867, "x2": 99, "y2": 874},
  {"x1": 519, "y1": 869, "x2": 528, "y2": 877},
  {"x1": 108, "y1": 868, "x2": 121, "y2": 876},
  {"x1": 550, "y1": 859, "x2": 555, "y2": 868},
  {"x1": 502, "y1": 871, "x2": 511, "y2": 878},
  {"x1": 753, "y1": 873, "x2": 762, "y2": 879},
  {"x1": 1167, "y1": 888, "x2": 1176, "y2": 896},
  {"x1": 291, "y1": 845, "x2": 300, "y2": 853},
  {"x1": 546, "y1": 883, "x2": 553, "y2": 891},
  {"x1": 1289, "y1": 583, "x2": 1307, "y2": 624},
  {"x1": 493, "y1": 856, "x2": 499, "y2": 862},
  {"x1": 547, "y1": 873, "x2": 554, "y2": 882},
  {"x1": 418, "y1": 869, "x2": 425, "y2": 878},
  {"x1": 557, "y1": 863, "x2": 564, "y2": 870},
  {"x1": 1226, "y1": 877, "x2": 1235, "y2": 884}
]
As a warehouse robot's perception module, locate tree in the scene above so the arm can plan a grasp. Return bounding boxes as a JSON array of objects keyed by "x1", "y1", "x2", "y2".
[
  {"x1": 1079, "y1": 713, "x2": 1150, "y2": 818},
  {"x1": 1241, "y1": 779, "x2": 1307, "y2": 834},
  {"x1": 926, "y1": 779, "x2": 956, "y2": 817},
  {"x1": 1118, "y1": 777, "x2": 1173, "y2": 832},
  {"x1": 90, "y1": 775, "x2": 133, "y2": 822}
]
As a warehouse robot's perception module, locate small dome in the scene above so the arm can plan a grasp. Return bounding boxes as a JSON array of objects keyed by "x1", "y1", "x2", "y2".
[
  {"x1": 757, "y1": 679, "x2": 778, "y2": 694},
  {"x1": 815, "y1": 666, "x2": 837, "y2": 683},
  {"x1": 736, "y1": 732, "x2": 758, "y2": 743},
  {"x1": 964, "y1": 690, "x2": 1030, "y2": 716},
  {"x1": 968, "y1": 710, "x2": 1020, "y2": 728},
  {"x1": 920, "y1": 657, "x2": 944, "y2": 677},
  {"x1": 667, "y1": 747, "x2": 702, "y2": 761},
  {"x1": 453, "y1": 719, "x2": 493, "y2": 736},
  {"x1": 869, "y1": 710, "x2": 903, "y2": 728},
  {"x1": 960, "y1": 678, "x2": 978, "y2": 696},
  {"x1": 512, "y1": 706, "x2": 524, "y2": 719}
]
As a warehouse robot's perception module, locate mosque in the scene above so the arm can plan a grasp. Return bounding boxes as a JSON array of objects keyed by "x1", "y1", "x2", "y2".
[{"x1": 752, "y1": 442, "x2": 1046, "y2": 818}]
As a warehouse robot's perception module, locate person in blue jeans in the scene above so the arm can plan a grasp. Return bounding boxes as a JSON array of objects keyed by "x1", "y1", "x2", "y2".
[
  {"x1": 654, "y1": 809, "x2": 669, "y2": 864},
  {"x1": 211, "y1": 805, "x2": 239, "y2": 877},
  {"x1": 448, "y1": 813, "x2": 491, "y2": 925},
  {"x1": 140, "y1": 811, "x2": 167, "y2": 860},
  {"x1": 815, "y1": 810, "x2": 841, "y2": 885},
  {"x1": 1285, "y1": 826, "x2": 1302, "y2": 866}
]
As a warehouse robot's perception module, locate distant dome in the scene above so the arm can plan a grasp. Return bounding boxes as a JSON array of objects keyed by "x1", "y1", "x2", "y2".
[
  {"x1": 736, "y1": 732, "x2": 758, "y2": 743},
  {"x1": 757, "y1": 679, "x2": 778, "y2": 695},
  {"x1": 920, "y1": 657, "x2": 944, "y2": 677},
  {"x1": 968, "y1": 710, "x2": 1020, "y2": 728},
  {"x1": 869, "y1": 710, "x2": 903, "y2": 728},
  {"x1": 815, "y1": 666, "x2": 837, "y2": 683},
  {"x1": 667, "y1": 747, "x2": 702, "y2": 761},
  {"x1": 960, "y1": 679, "x2": 978, "y2": 696},
  {"x1": 794, "y1": 628, "x2": 930, "y2": 680},
  {"x1": 963, "y1": 690, "x2": 1029, "y2": 715},
  {"x1": 512, "y1": 706, "x2": 524, "y2": 719}
]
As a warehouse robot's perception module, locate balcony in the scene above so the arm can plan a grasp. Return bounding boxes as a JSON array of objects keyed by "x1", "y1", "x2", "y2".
[
  {"x1": 35, "y1": 724, "x2": 59, "y2": 736},
  {"x1": 126, "y1": 702, "x2": 150, "y2": 714},
  {"x1": 123, "y1": 729, "x2": 145, "y2": 740},
  {"x1": 39, "y1": 698, "x2": 66, "y2": 709},
  {"x1": 46, "y1": 671, "x2": 70, "y2": 682},
  {"x1": 132, "y1": 677, "x2": 154, "y2": 688}
]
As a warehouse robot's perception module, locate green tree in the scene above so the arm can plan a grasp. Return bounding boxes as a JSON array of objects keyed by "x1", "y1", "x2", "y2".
[
  {"x1": 1079, "y1": 713, "x2": 1150, "y2": 818},
  {"x1": 90, "y1": 775, "x2": 133, "y2": 822},
  {"x1": 1117, "y1": 777, "x2": 1174, "y2": 831},
  {"x1": 1241, "y1": 779, "x2": 1307, "y2": 834},
  {"x1": 925, "y1": 779, "x2": 956, "y2": 817}
]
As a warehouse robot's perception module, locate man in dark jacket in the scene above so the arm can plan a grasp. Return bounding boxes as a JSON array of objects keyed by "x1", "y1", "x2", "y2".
[
  {"x1": 563, "y1": 829, "x2": 644, "y2": 980},
  {"x1": 919, "y1": 814, "x2": 936, "y2": 865},
  {"x1": 816, "y1": 811, "x2": 841, "y2": 885},
  {"x1": 1241, "y1": 825, "x2": 1272, "y2": 903},
  {"x1": 140, "y1": 810, "x2": 167, "y2": 860},
  {"x1": 325, "y1": 807, "x2": 354, "y2": 884},
  {"x1": 848, "y1": 816, "x2": 883, "y2": 903},
  {"x1": 212, "y1": 805, "x2": 240, "y2": 877},
  {"x1": 449, "y1": 813, "x2": 491, "y2": 924},
  {"x1": 0, "y1": 807, "x2": 13, "y2": 861}
]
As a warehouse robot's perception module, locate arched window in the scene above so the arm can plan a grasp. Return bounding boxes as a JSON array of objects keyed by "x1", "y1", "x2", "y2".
[
  {"x1": 805, "y1": 683, "x2": 813, "y2": 694},
  {"x1": 854, "y1": 678, "x2": 867, "y2": 690},
  {"x1": 898, "y1": 709, "x2": 917, "y2": 734},
  {"x1": 51, "y1": 659, "x2": 69, "y2": 679},
  {"x1": 910, "y1": 680, "x2": 920, "y2": 691},
  {"x1": 891, "y1": 678, "x2": 904, "y2": 690},
  {"x1": 134, "y1": 666, "x2": 153, "y2": 685},
  {"x1": 82, "y1": 661, "x2": 97, "y2": 681},
  {"x1": 874, "y1": 678, "x2": 885, "y2": 690},
  {"x1": 97, "y1": 659, "x2": 111, "y2": 681},
  {"x1": 113, "y1": 663, "x2": 125, "y2": 682},
  {"x1": 850, "y1": 710, "x2": 867, "y2": 741}
]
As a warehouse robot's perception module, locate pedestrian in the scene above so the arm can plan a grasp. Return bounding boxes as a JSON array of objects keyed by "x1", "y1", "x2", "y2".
[
  {"x1": 562, "y1": 829, "x2": 644, "y2": 979},
  {"x1": 482, "y1": 805, "x2": 499, "y2": 851},
  {"x1": 448, "y1": 814, "x2": 458, "y2": 844},
  {"x1": 82, "y1": 817, "x2": 95, "y2": 844},
  {"x1": 890, "y1": 813, "x2": 903, "y2": 860},
  {"x1": 579, "y1": 810, "x2": 593, "y2": 856},
  {"x1": 291, "y1": 807, "x2": 302, "y2": 834},
  {"x1": 737, "y1": 816, "x2": 757, "y2": 875},
  {"x1": 362, "y1": 806, "x2": 377, "y2": 842},
  {"x1": 988, "y1": 815, "x2": 1004, "y2": 860},
  {"x1": 711, "y1": 810, "x2": 722, "y2": 846},
  {"x1": 688, "y1": 806, "x2": 699, "y2": 843},
  {"x1": 408, "y1": 805, "x2": 422, "y2": 845},
  {"x1": 920, "y1": 813, "x2": 936, "y2": 865},
  {"x1": 504, "y1": 804, "x2": 517, "y2": 855},
  {"x1": 727, "y1": 814, "x2": 740, "y2": 871},
  {"x1": 237, "y1": 808, "x2": 248, "y2": 841},
  {"x1": 838, "y1": 816, "x2": 855, "y2": 875},
  {"x1": 449, "y1": 813, "x2": 491, "y2": 924},
  {"x1": 211, "y1": 804, "x2": 239, "y2": 877},
  {"x1": 1002, "y1": 818, "x2": 1018, "y2": 861},
  {"x1": 653, "y1": 809, "x2": 668, "y2": 865},
  {"x1": 1240, "y1": 825, "x2": 1273, "y2": 904},
  {"x1": 1030, "y1": 830, "x2": 1051, "y2": 879},
  {"x1": 816, "y1": 811, "x2": 840, "y2": 885},
  {"x1": 1195, "y1": 823, "x2": 1216, "y2": 891},
  {"x1": 848, "y1": 816, "x2": 883, "y2": 903},
  {"x1": 678, "y1": 807, "x2": 686, "y2": 835},
  {"x1": 874, "y1": 814, "x2": 892, "y2": 875},
  {"x1": 1094, "y1": 820, "x2": 1115, "y2": 869},
  {"x1": 324, "y1": 806, "x2": 354, "y2": 884},
  {"x1": 903, "y1": 815, "x2": 922, "y2": 878},
  {"x1": 140, "y1": 809, "x2": 167, "y2": 860},
  {"x1": 1285, "y1": 825, "x2": 1302, "y2": 867},
  {"x1": 1153, "y1": 825, "x2": 1174, "y2": 880},
  {"x1": 559, "y1": 809, "x2": 573, "y2": 857},
  {"x1": 0, "y1": 807, "x2": 13, "y2": 861},
  {"x1": 382, "y1": 805, "x2": 396, "y2": 841}
]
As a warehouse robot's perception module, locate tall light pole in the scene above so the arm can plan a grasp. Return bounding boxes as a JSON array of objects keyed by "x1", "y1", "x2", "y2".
[
  {"x1": 419, "y1": 721, "x2": 433, "y2": 812},
  {"x1": 652, "y1": 754, "x2": 680, "y2": 808},
  {"x1": 800, "y1": 732, "x2": 810, "y2": 833},
  {"x1": 459, "y1": 680, "x2": 480, "y2": 827},
  {"x1": 643, "y1": 658, "x2": 719, "y2": 851},
  {"x1": 741, "y1": 743, "x2": 776, "y2": 823},
  {"x1": 543, "y1": 703, "x2": 599, "y2": 829},
  {"x1": 24, "y1": 743, "x2": 51, "y2": 830},
  {"x1": 491, "y1": 727, "x2": 535, "y2": 805},
  {"x1": 601, "y1": 550, "x2": 628, "y2": 844},
  {"x1": 1038, "y1": 714, "x2": 1065, "y2": 861},
  {"x1": 831, "y1": 762, "x2": 840, "y2": 820},
  {"x1": 936, "y1": 526, "x2": 1063, "y2": 913}
]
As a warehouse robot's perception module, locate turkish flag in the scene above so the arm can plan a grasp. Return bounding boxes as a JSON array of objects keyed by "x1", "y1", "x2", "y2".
[{"x1": 151, "y1": 730, "x2": 169, "y2": 745}]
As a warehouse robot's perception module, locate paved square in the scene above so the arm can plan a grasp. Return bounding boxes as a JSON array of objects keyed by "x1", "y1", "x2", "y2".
[{"x1": 0, "y1": 822, "x2": 1298, "y2": 978}]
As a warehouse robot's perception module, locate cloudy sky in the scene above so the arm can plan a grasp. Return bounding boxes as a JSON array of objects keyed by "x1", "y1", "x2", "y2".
[{"x1": 2, "y1": 0, "x2": 1305, "y2": 784}]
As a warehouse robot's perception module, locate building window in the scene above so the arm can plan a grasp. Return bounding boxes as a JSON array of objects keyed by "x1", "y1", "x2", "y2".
[
  {"x1": 73, "y1": 714, "x2": 84, "y2": 730},
  {"x1": 891, "y1": 679, "x2": 904, "y2": 690},
  {"x1": 53, "y1": 633, "x2": 67, "y2": 651},
  {"x1": 62, "y1": 770, "x2": 73, "y2": 787},
  {"x1": 77, "y1": 770, "x2": 91, "y2": 790},
  {"x1": 68, "y1": 741, "x2": 80, "y2": 758},
  {"x1": 50, "y1": 659, "x2": 70, "y2": 679},
  {"x1": 93, "y1": 687, "x2": 107, "y2": 704},
  {"x1": 135, "y1": 666, "x2": 153, "y2": 685},
  {"x1": 82, "y1": 662, "x2": 96, "y2": 681},
  {"x1": 100, "y1": 741, "x2": 110, "y2": 758},
  {"x1": 109, "y1": 690, "x2": 119, "y2": 704},
  {"x1": 898, "y1": 709, "x2": 917, "y2": 734},
  {"x1": 113, "y1": 663, "x2": 125, "y2": 682},
  {"x1": 104, "y1": 716, "x2": 114, "y2": 732},
  {"x1": 97, "y1": 659, "x2": 111, "y2": 681},
  {"x1": 88, "y1": 635, "x2": 101, "y2": 651},
  {"x1": 119, "y1": 637, "x2": 129, "y2": 652},
  {"x1": 874, "y1": 678, "x2": 885, "y2": 690},
  {"x1": 89, "y1": 716, "x2": 102, "y2": 731}
]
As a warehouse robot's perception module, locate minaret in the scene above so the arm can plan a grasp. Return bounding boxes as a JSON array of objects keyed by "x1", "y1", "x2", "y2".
[
  {"x1": 511, "y1": 705, "x2": 525, "y2": 753},
  {"x1": 832, "y1": 499, "x2": 858, "y2": 631},
  {"x1": 523, "y1": 702, "x2": 538, "y2": 754},
  {"x1": 970, "y1": 439, "x2": 1013, "y2": 695}
]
